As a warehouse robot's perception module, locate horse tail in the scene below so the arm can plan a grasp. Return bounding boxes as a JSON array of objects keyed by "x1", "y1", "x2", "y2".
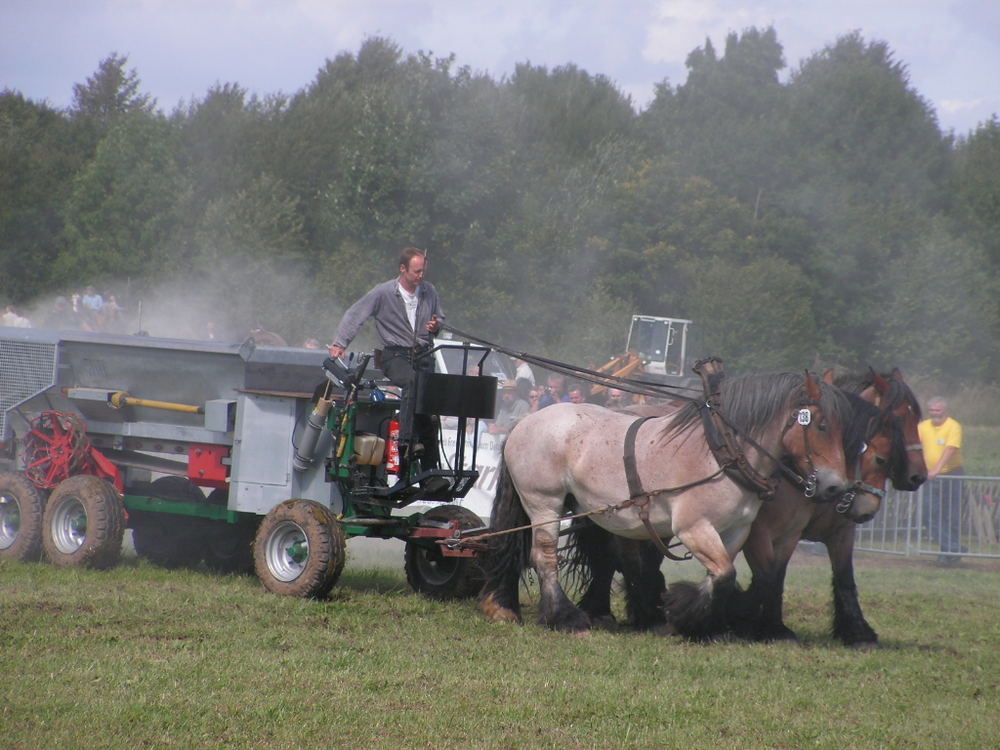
[{"x1": 478, "y1": 454, "x2": 530, "y2": 623}]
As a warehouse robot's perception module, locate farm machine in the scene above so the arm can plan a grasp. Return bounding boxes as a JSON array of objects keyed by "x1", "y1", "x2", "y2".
[{"x1": 0, "y1": 327, "x2": 498, "y2": 599}]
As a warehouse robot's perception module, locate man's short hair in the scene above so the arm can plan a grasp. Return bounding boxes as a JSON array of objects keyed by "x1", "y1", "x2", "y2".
[{"x1": 399, "y1": 247, "x2": 426, "y2": 269}]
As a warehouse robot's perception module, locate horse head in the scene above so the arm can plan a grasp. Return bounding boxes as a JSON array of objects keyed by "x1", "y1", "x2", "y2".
[
  {"x1": 869, "y1": 368, "x2": 927, "y2": 491},
  {"x1": 779, "y1": 371, "x2": 850, "y2": 503},
  {"x1": 836, "y1": 397, "x2": 895, "y2": 523}
]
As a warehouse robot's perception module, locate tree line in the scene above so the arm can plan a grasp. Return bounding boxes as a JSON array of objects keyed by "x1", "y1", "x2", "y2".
[{"x1": 1, "y1": 30, "x2": 997, "y2": 385}]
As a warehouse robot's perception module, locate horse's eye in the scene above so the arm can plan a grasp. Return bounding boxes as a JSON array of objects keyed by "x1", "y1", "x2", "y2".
[{"x1": 875, "y1": 455, "x2": 888, "y2": 467}]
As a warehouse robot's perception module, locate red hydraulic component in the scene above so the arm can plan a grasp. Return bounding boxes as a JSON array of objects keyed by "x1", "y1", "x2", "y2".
[
  {"x1": 22, "y1": 411, "x2": 123, "y2": 492},
  {"x1": 386, "y1": 419, "x2": 400, "y2": 474},
  {"x1": 187, "y1": 443, "x2": 229, "y2": 489}
]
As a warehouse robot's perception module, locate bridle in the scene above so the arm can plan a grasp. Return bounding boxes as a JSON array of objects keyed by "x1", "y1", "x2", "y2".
[
  {"x1": 694, "y1": 358, "x2": 831, "y2": 501},
  {"x1": 775, "y1": 396, "x2": 826, "y2": 499},
  {"x1": 836, "y1": 441, "x2": 887, "y2": 516}
]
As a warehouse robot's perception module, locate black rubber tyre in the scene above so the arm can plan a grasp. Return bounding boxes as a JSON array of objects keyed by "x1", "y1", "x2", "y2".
[
  {"x1": 148, "y1": 475, "x2": 205, "y2": 502},
  {"x1": 129, "y1": 477, "x2": 206, "y2": 568},
  {"x1": 131, "y1": 514, "x2": 204, "y2": 568},
  {"x1": 42, "y1": 474, "x2": 124, "y2": 569},
  {"x1": 200, "y1": 489, "x2": 255, "y2": 574},
  {"x1": 204, "y1": 521, "x2": 256, "y2": 574},
  {"x1": 404, "y1": 505, "x2": 485, "y2": 600},
  {"x1": 0, "y1": 471, "x2": 47, "y2": 562},
  {"x1": 254, "y1": 499, "x2": 345, "y2": 598}
]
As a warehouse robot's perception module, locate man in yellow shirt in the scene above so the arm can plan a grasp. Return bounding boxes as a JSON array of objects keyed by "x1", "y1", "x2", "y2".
[{"x1": 918, "y1": 397, "x2": 966, "y2": 563}]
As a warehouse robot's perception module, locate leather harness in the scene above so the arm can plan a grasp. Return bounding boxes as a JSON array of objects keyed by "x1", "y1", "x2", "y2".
[{"x1": 621, "y1": 357, "x2": 821, "y2": 560}]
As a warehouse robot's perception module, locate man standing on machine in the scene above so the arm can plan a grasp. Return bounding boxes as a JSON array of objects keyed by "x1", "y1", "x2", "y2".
[{"x1": 328, "y1": 247, "x2": 443, "y2": 474}]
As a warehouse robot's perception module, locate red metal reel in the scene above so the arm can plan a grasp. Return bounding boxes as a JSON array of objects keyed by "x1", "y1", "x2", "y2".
[
  {"x1": 22, "y1": 411, "x2": 123, "y2": 491},
  {"x1": 23, "y1": 411, "x2": 92, "y2": 489}
]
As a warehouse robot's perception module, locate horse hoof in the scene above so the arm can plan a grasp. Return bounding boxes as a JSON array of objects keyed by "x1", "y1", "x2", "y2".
[
  {"x1": 479, "y1": 594, "x2": 522, "y2": 624},
  {"x1": 547, "y1": 609, "x2": 592, "y2": 634},
  {"x1": 588, "y1": 614, "x2": 619, "y2": 632},
  {"x1": 650, "y1": 623, "x2": 681, "y2": 638}
]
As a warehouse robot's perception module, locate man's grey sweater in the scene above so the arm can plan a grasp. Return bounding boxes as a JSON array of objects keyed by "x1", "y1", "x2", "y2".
[{"x1": 332, "y1": 279, "x2": 445, "y2": 350}]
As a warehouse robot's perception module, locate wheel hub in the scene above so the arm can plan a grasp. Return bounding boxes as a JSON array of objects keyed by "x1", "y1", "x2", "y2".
[
  {"x1": 265, "y1": 520, "x2": 309, "y2": 582},
  {"x1": 51, "y1": 498, "x2": 87, "y2": 554},
  {"x1": 0, "y1": 495, "x2": 20, "y2": 549}
]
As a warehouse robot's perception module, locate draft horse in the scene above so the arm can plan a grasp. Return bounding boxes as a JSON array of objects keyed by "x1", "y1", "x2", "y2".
[
  {"x1": 571, "y1": 369, "x2": 926, "y2": 646},
  {"x1": 478, "y1": 370, "x2": 851, "y2": 638},
  {"x1": 740, "y1": 369, "x2": 926, "y2": 647}
]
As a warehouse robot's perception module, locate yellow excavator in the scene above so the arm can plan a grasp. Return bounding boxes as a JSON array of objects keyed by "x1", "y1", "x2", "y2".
[{"x1": 592, "y1": 315, "x2": 697, "y2": 398}]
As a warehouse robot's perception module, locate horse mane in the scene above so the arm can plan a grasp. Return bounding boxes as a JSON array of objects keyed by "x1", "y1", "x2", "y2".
[
  {"x1": 834, "y1": 370, "x2": 922, "y2": 420},
  {"x1": 665, "y1": 371, "x2": 851, "y2": 442},
  {"x1": 840, "y1": 391, "x2": 882, "y2": 458}
]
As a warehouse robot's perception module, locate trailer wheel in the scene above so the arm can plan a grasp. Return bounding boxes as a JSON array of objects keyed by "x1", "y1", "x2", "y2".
[
  {"x1": 200, "y1": 490, "x2": 255, "y2": 574},
  {"x1": 42, "y1": 475, "x2": 124, "y2": 569},
  {"x1": 130, "y1": 477, "x2": 206, "y2": 568},
  {"x1": 131, "y1": 514, "x2": 203, "y2": 568},
  {"x1": 203, "y1": 522, "x2": 256, "y2": 574},
  {"x1": 149, "y1": 475, "x2": 205, "y2": 502},
  {"x1": 254, "y1": 499, "x2": 345, "y2": 598},
  {"x1": 0, "y1": 472, "x2": 47, "y2": 562},
  {"x1": 404, "y1": 505, "x2": 484, "y2": 600}
]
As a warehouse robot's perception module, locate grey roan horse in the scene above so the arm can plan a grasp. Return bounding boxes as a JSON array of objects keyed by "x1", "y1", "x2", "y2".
[
  {"x1": 478, "y1": 371, "x2": 851, "y2": 637},
  {"x1": 568, "y1": 369, "x2": 925, "y2": 645}
]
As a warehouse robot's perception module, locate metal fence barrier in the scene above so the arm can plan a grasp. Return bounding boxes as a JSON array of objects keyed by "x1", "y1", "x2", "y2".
[{"x1": 855, "y1": 475, "x2": 1000, "y2": 560}]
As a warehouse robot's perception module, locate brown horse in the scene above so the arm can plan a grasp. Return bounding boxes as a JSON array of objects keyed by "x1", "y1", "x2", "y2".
[
  {"x1": 739, "y1": 369, "x2": 926, "y2": 647},
  {"x1": 478, "y1": 371, "x2": 851, "y2": 638},
  {"x1": 570, "y1": 370, "x2": 926, "y2": 646}
]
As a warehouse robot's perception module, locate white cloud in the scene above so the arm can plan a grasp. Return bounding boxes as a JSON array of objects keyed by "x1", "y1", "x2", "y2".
[{"x1": 939, "y1": 98, "x2": 985, "y2": 115}]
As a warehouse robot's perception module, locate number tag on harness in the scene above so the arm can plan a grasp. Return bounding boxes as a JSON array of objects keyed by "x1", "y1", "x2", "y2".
[{"x1": 797, "y1": 408, "x2": 812, "y2": 426}]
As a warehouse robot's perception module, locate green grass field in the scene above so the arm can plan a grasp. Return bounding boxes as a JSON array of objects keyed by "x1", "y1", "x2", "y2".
[
  {"x1": 2, "y1": 549, "x2": 998, "y2": 750},
  {"x1": 964, "y1": 425, "x2": 1000, "y2": 476}
]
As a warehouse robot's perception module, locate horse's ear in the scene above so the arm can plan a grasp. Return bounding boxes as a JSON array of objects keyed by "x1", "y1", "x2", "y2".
[
  {"x1": 822, "y1": 368, "x2": 835, "y2": 384},
  {"x1": 869, "y1": 368, "x2": 890, "y2": 396},
  {"x1": 805, "y1": 370, "x2": 822, "y2": 402},
  {"x1": 890, "y1": 367, "x2": 904, "y2": 381}
]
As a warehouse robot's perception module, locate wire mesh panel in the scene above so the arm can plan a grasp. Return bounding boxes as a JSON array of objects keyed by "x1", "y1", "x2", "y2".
[
  {"x1": 0, "y1": 338, "x2": 58, "y2": 440},
  {"x1": 856, "y1": 476, "x2": 1000, "y2": 560}
]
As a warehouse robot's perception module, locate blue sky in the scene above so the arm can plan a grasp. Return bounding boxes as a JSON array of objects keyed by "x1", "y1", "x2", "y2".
[{"x1": 3, "y1": 0, "x2": 998, "y2": 135}]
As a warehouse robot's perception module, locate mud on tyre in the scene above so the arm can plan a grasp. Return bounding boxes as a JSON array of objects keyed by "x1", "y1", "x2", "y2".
[
  {"x1": 0, "y1": 471, "x2": 47, "y2": 562},
  {"x1": 42, "y1": 474, "x2": 124, "y2": 569},
  {"x1": 254, "y1": 499, "x2": 346, "y2": 598}
]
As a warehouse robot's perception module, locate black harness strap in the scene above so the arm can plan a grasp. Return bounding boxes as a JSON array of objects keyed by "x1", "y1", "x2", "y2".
[
  {"x1": 694, "y1": 357, "x2": 777, "y2": 499},
  {"x1": 623, "y1": 416, "x2": 691, "y2": 562}
]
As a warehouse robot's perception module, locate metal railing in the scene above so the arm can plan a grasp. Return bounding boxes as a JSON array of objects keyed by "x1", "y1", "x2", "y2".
[{"x1": 855, "y1": 475, "x2": 1000, "y2": 560}]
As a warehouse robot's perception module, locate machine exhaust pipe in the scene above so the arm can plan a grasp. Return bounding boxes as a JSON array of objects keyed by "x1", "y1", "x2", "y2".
[{"x1": 293, "y1": 396, "x2": 333, "y2": 472}]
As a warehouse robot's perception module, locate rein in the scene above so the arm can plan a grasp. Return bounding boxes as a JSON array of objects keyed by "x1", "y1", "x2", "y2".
[{"x1": 438, "y1": 322, "x2": 703, "y2": 402}]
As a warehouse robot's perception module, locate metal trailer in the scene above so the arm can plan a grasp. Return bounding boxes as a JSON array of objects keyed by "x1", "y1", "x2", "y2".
[{"x1": 0, "y1": 326, "x2": 497, "y2": 599}]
